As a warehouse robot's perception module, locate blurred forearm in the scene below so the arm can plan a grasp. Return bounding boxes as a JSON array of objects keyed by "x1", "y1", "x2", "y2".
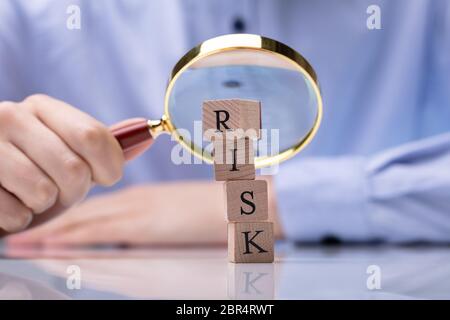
[{"x1": 275, "y1": 132, "x2": 450, "y2": 243}]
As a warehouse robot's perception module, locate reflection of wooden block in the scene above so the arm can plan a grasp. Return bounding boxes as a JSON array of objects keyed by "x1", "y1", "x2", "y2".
[
  {"x1": 228, "y1": 263, "x2": 275, "y2": 299},
  {"x1": 213, "y1": 138, "x2": 255, "y2": 181},
  {"x1": 225, "y1": 180, "x2": 268, "y2": 222},
  {"x1": 202, "y1": 99, "x2": 261, "y2": 140},
  {"x1": 228, "y1": 222, "x2": 274, "y2": 263}
]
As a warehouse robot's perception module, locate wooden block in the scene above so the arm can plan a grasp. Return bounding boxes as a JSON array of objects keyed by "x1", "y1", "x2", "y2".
[
  {"x1": 228, "y1": 222, "x2": 274, "y2": 263},
  {"x1": 225, "y1": 180, "x2": 268, "y2": 222},
  {"x1": 213, "y1": 138, "x2": 255, "y2": 181},
  {"x1": 228, "y1": 263, "x2": 274, "y2": 299},
  {"x1": 202, "y1": 99, "x2": 261, "y2": 140}
]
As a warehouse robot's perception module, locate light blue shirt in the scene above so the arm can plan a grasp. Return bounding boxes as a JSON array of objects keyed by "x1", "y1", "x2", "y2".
[{"x1": 1, "y1": 0, "x2": 449, "y2": 242}]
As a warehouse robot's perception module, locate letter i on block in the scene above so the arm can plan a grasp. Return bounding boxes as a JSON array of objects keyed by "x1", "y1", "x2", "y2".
[{"x1": 213, "y1": 138, "x2": 255, "y2": 181}]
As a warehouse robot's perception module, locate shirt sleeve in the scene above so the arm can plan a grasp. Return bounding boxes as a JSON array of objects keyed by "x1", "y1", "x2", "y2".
[
  {"x1": 275, "y1": 132, "x2": 450, "y2": 243},
  {"x1": 0, "y1": 1, "x2": 29, "y2": 101}
]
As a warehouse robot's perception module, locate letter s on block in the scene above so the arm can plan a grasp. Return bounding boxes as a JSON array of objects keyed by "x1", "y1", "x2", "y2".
[{"x1": 240, "y1": 191, "x2": 256, "y2": 215}]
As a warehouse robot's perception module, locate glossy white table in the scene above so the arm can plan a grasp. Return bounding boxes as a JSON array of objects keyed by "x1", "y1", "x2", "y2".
[{"x1": 1, "y1": 243, "x2": 449, "y2": 299}]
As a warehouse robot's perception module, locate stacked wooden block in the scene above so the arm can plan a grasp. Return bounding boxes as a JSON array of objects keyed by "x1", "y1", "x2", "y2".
[{"x1": 203, "y1": 99, "x2": 274, "y2": 263}]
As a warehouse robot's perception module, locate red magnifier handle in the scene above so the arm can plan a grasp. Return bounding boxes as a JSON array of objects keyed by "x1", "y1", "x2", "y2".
[{"x1": 109, "y1": 118, "x2": 154, "y2": 161}]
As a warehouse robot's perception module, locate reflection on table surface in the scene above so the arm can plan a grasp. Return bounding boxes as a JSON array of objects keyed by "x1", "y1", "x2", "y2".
[{"x1": 0, "y1": 243, "x2": 449, "y2": 300}]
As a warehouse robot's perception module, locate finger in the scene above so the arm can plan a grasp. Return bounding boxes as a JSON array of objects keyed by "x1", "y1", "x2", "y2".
[
  {"x1": 36, "y1": 208, "x2": 137, "y2": 246},
  {"x1": 0, "y1": 142, "x2": 58, "y2": 213},
  {"x1": 24, "y1": 95, "x2": 124, "y2": 186},
  {"x1": 0, "y1": 187, "x2": 33, "y2": 232},
  {"x1": 6, "y1": 204, "x2": 78, "y2": 245},
  {"x1": 40, "y1": 219, "x2": 125, "y2": 246},
  {"x1": 9, "y1": 220, "x2": 117, "y2": 247},
  {"x1": 8, "y1": 214, "x2": 116, "y2": 247},
  {"x1": 5, "y1": 192, "x2": 119, "y2": 245},
  {"x1": 7, "y1": 109, "x2": 92, "y2": 207}
]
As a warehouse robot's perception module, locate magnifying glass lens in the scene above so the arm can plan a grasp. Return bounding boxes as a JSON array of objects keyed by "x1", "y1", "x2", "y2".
[{"x1": 168, "y1": 49, "x2": 320, "y2": 164}]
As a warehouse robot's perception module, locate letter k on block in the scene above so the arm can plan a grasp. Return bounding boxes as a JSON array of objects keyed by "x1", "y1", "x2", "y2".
[{"x1": 228, "y1": 222, "x2": 274, "y2": 263}]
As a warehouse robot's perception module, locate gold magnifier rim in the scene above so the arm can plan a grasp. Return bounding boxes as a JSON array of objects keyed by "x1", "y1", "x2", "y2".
[{"x1": 162, "y1": 33, "x2": 323, "y2": 168}]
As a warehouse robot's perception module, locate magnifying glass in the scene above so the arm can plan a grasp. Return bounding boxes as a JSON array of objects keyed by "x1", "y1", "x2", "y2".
[{"x1": 111, "y1": 34, "x2": 323, "y2": 167}]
